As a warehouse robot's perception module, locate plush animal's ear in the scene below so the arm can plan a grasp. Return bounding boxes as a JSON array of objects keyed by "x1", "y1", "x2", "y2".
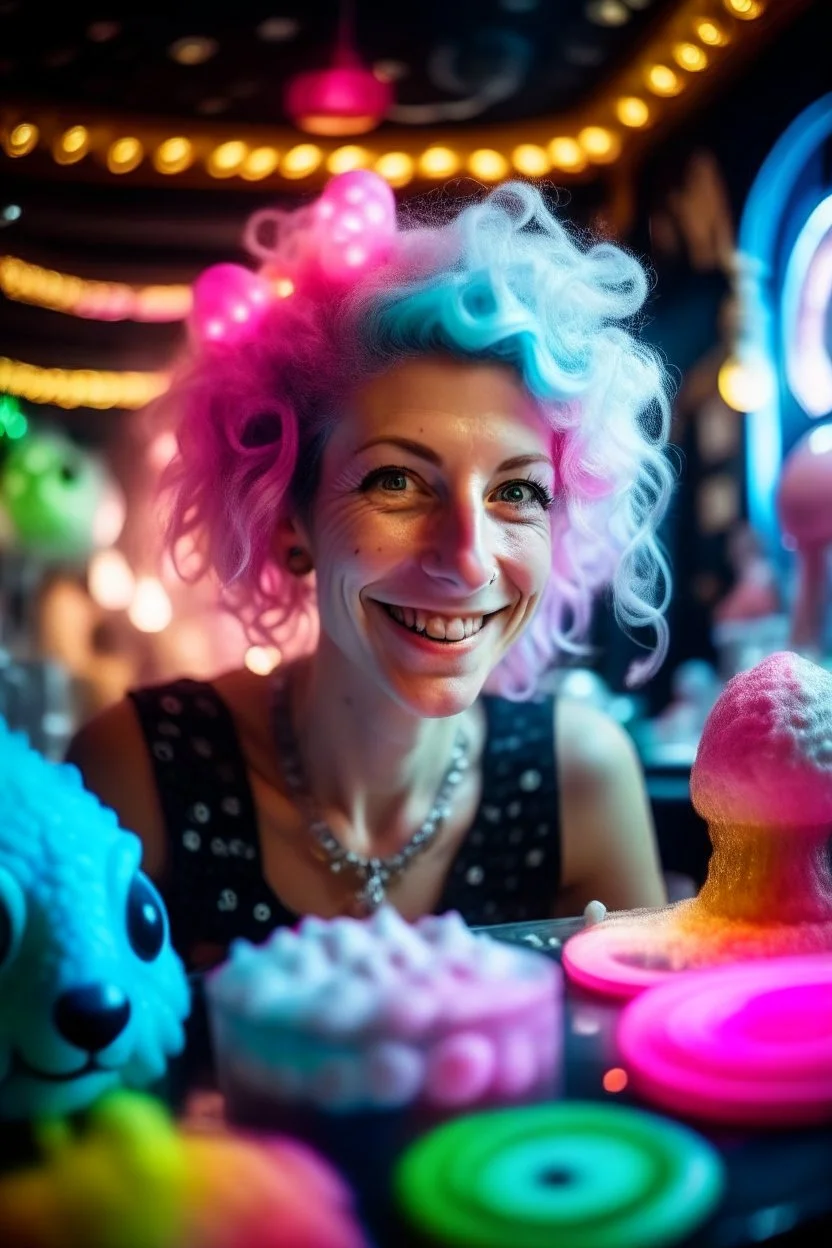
[
  {"x1": 122, "y1": 831, "x2": 145, "y2": 868},
  {"x1": 59, "y1": 762, "x2": 85, "y2": 788},
  {"x1": 0, "y1": 714, "x2": 28, "y2": 750}
]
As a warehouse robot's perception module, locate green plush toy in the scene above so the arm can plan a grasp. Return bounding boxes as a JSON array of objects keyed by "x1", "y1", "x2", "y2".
[{"x1": 0, "y1": 428, "x2": 106, "y2": 560}]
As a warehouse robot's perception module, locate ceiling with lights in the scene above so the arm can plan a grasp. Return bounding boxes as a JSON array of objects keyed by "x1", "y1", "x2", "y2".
[
  {"x1": 0, "y1": 0, "x2": 806, "y2": 190},
  {"x1": 0, "y1": 0, "x2": 821, "y2": 426},
  {"x1": 3, "y1": 0, "x2": 681, "y2": 132}
]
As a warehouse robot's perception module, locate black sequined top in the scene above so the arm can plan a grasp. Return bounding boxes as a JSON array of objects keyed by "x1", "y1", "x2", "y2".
[{"x1": 128, "y1": 678, "x2": 561, "y2": 964}]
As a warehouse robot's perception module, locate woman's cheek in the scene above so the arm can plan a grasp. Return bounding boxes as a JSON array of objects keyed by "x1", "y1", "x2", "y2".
[{"x1": 505, "y1": 528, "x2": 552, "y2": 592}]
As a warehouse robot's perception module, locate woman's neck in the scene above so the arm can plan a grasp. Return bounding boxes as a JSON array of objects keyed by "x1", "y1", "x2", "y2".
[{"x1": 286, "y1": 646, "x2": 474, "y2": 858}]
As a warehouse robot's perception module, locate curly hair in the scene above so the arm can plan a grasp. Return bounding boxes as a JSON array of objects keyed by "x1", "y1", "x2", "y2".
[{"x1": 158, "y1": 179, "x2": 674, "y2": 696}]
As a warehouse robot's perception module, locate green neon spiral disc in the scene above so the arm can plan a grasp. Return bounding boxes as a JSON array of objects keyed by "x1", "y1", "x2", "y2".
[{"x1": 394, "y1": 1102, "x2": 724, "y2": 1248}]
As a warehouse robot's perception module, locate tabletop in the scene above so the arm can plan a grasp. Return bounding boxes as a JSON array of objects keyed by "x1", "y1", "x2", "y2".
[
  {"x1": 3, "y1": 917, "x2": 831, "y2": 1248},
  {"x1": 482, "y1": 918, "x2": 832, "y2": 1248},
  {"x1": 168, "y1": 916, "x2": 832, "y2": 1248}
]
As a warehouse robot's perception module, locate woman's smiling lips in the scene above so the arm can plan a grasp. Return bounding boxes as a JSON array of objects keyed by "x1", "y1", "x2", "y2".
[{"x1": 369, "y1": 598, "x2": 507, "y2": 652}]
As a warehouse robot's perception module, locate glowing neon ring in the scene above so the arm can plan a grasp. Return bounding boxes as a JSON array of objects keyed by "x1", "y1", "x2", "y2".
[
  {"x1": 562, "y1": 921, "x2": 681, "y2": 1000},
  {"x1": 618, "y1": 954, "x2": 832, "y2": 1126},
  {"x1": 394, "y1": 1102, "x2": 724, "y2": 1248}
]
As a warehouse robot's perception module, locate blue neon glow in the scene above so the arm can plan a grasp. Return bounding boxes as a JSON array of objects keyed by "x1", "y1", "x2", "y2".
[
  {"x1": 782, "y1": 193, "x2": 832, "y2": 418},
  {"x1": 738, "y1": 93, "x2": 832, "y2": 560}
]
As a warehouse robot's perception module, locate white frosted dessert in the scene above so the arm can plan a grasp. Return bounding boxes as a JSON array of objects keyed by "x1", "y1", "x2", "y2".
[{"x1": 206, "y1": 907, "x2": 562, "y2": 1115}]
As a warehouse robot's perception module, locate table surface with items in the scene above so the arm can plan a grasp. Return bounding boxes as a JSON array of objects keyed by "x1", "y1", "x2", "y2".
[{"x1": 150, "y1": 913, "x2": 832, "y2": 1248}]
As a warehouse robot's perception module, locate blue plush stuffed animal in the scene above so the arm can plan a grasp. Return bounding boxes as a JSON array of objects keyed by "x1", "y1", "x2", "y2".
[{"x1": 0, "y1": 717, "x2": 190, "y2": 1120}]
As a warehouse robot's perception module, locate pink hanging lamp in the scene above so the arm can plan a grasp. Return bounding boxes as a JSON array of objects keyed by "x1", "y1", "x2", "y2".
[{"x1": 284, "y1": 0, "x2": 394, "y2": 136}]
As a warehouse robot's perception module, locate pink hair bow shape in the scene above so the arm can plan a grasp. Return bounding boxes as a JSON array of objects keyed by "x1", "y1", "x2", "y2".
[
  {"x1": 313, "y1": 170, "x2": 397, "y2": 282},
  {"x1": 189, "y1": 262, "x2": 273, "y2": 349},
  {"x1": 189, "y1": 171, "x2": 397, "y2": 348}
]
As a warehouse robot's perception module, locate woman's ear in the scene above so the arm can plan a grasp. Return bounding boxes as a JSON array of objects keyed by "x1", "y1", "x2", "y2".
[{"x1": 272, "y1": 514, "x2": 314, "y2": 576}]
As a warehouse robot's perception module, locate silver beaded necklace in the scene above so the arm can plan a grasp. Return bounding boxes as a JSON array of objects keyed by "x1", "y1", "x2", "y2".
[{"x1": 270, "y1": 665, "x2": 471, "y2": 915}]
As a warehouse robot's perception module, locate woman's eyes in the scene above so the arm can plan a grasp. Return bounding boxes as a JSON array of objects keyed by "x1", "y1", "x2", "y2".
[
  {"x1": 494, "y1": 479, "x2": 554, "y2": 509},
  {"x1": 359, "y1": 466, "x2": 412, "y2": 494},
  {"x1": 358, "y1": 466, "x2": 553, "y2": 510}
]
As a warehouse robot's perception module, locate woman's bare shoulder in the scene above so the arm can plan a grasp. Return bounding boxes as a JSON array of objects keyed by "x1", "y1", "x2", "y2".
[
  {"x1": 556, "y1": 697, "x2": 641, "y2": 789},
  {"x1": 554, "y1": 696, "x2": 666, "y2": 911},
  {"x1": 211, "y1": 666, "x2": 271, "y2": 730},
  {"x1": 65, "y1": 696, "x2": 168, "y2": 878}
]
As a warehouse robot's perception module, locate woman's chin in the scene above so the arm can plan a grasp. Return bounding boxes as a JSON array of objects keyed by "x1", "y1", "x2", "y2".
[{"x1": 386, "y1": 669, "x2": 487, "y2": 719}]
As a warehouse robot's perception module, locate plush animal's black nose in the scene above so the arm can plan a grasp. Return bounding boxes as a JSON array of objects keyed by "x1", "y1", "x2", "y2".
[{"x1": 53, "y1": 984, "x2": 131, "y2": 1052}]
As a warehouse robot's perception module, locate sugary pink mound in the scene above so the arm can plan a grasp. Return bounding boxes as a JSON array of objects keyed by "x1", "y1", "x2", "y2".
[
  {"x1": 184, "y1": 1127, "x2": 369, "y2": 1248},
  {"x1": 691, "y1": 651, "x2": 832, "y2": 827}
]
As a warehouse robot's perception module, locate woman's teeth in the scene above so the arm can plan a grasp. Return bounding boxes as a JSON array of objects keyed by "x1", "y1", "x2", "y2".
[{"x1": 383, "y1": 604, "x2": 485, "y2": 641}]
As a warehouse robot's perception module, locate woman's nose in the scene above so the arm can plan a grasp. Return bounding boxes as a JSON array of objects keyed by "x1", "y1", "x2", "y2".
[{"x1": 420, "y1": 493, "x2": 495, "y2": 592}]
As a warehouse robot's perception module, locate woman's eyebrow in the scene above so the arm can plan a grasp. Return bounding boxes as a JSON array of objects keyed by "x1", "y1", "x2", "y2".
[{"x1": 356, "y1": 436, "x2": 553, "y2": 473}]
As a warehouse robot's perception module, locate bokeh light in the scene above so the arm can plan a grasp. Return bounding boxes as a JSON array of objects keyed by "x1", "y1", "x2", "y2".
[
  {"x1": 154, "y1": 137, "x2": 195, "y2": 175},
  {"x1": 616, "y1": 96, "x2": 651, "y2": 127},
  {"x1": 467, "y1": 149, "x2": 509, "y2": 181},
  {"x1": 646, "y1": 64, "x2": 684, "y2": 96},
  {"x1": 418, "y1": 147, "x2": 460, "y2": 178},
  {"x1": 602, "y1": 1067, "x2": 629, "y2": 1094},
  {"x1": 245, "y1": 645, "x2": 282, "y2": 675},
  {"x1": 107, "y1": 137, "x2": 144, "y2": 174},
  {"x1": 128, "y1": 577, "x2": 173, "y2": 633},
  {"x1": 548, "y1": 137, "x2": 587, "y2": 171},
  {"x1": 374, "y1": 151, "x2": 414, "y2": 187},
  {"x1": 88, "y1": 547, "x2": 136, "y2": 611},
  {"x1": 4, "y1": 123, "x2": 39, "y2": 157}
]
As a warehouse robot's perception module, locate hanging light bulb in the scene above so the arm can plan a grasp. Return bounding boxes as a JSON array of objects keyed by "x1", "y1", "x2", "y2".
[
  {"x1": 88, "y1": 548, "x2": 135, "y2": 611},
  {"x1": 717, "y1": 348, "x2": 776, "y2": 412},
  {"x1": 718, "y1": 252, "x2": 778, "y2": 413},
  {"x1": 284, "y1": 0, "x2": 393, "y2": 136},
  {"x1": 128, "y1": 576, "x2": 173, "y2": 633}
]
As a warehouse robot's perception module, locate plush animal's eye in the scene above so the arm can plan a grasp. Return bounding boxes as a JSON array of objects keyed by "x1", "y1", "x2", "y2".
[{"x1": 127, "y1": 874, "x2": 166, "y2": 962}]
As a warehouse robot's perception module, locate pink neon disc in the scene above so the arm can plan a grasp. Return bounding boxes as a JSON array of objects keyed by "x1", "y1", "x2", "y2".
[
  {"x1": 617, "y1": 954, "x2": 832, "y2": 1126},
  {"x1": 561, "y1": 918, "x2": 682, "y2": 1001}
]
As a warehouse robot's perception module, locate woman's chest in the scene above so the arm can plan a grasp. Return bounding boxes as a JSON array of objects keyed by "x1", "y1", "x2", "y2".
[{"x1": 248, "y1": 767, "x2": 486, "y2": 922}]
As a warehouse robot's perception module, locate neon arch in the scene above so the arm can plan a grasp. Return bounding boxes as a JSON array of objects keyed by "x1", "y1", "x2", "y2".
[
  {"x1": 781, "y1": 193, "x2": 832, "y2": 419},
  {"x1": 738, "y1": 93, "x2": 832, "y2": 562}
]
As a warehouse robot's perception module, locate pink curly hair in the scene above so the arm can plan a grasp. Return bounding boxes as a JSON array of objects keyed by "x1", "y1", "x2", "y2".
[{"x1": 154, "y1": 178, "x2": 674, "y2": 696}]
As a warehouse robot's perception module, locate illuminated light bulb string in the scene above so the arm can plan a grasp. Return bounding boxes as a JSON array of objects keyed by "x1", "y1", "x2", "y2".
[
  {"x1": 0, "y1": 0, "x2": 773, "y2": 193},
  {"x1": 0, "y1": 255, "x2": 192, "y2": 322}
]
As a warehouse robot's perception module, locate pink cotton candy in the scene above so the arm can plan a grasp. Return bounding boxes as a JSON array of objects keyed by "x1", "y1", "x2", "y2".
[
  {"x1": 490, "y1": 1029, "x2": 540, "y2": 1099},
  {"x1": 424, "y1": 1032, "x2": 497, "y2": 1107},
  {"x1": 564, "y1": 653, "x2": 832, "y2": 1001},
  {"x1": 308, "y1": 1057, "x2": 363, "y2": 1111},
  {"x1": 209, "y1": 907, "x2": 562, "y2": 1116},
  {"x1": 691, "y1": 650, "x2": 832, "y2": 827},
  {"x1": 365, "y1": 1041, "x2": 425, "y2": 1108},
  {"x1": 383, "y1": 986, "x2": 441, "y2": 1037}
]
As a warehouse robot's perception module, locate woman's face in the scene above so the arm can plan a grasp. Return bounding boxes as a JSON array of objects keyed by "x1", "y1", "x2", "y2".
[{"x1": 302, "y1": 355, "x2": 555, "y2": 716}]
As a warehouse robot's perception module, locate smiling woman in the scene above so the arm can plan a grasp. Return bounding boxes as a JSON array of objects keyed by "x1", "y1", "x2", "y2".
[{"x1": 66, "y1": 172, "x2": 674, "y2": 971}]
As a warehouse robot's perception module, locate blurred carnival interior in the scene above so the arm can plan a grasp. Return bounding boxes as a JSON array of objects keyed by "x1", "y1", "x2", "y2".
[{"x1": 1, "y1": 0, "x2": 829, "y2": 892}]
